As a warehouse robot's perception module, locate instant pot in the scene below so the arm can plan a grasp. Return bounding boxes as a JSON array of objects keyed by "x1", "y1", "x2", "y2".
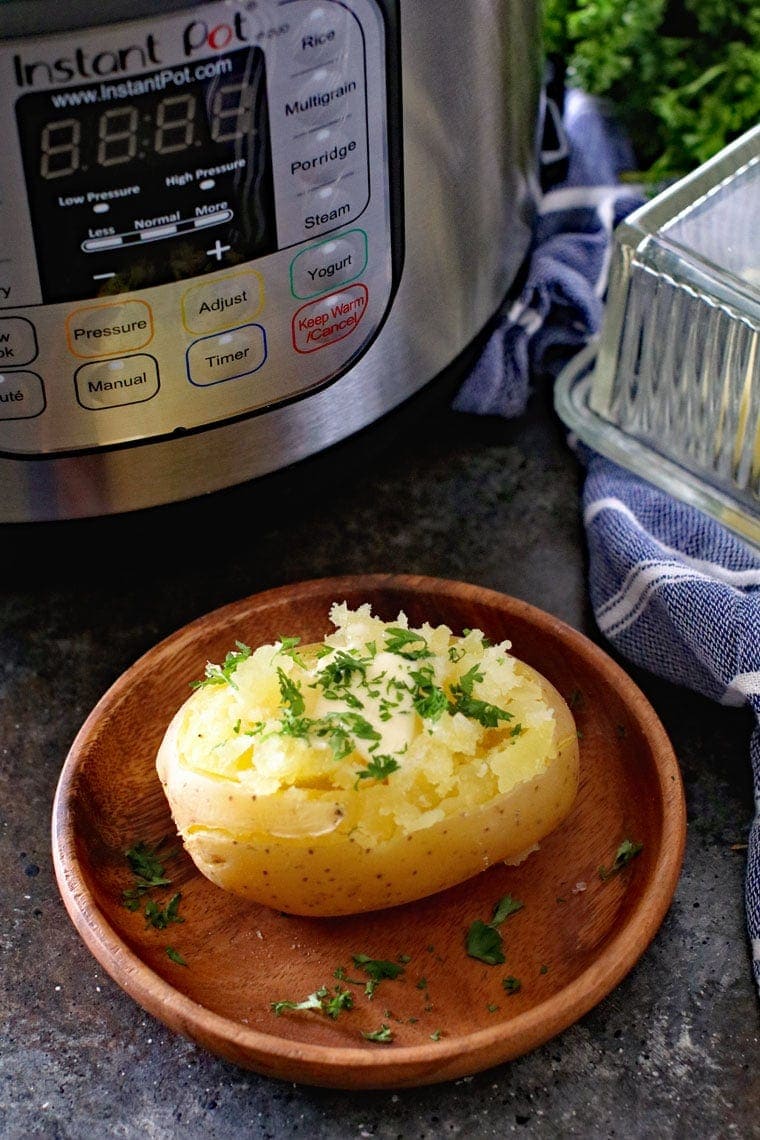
[{"x1": 0, "y1": 0, "x2": 543, "y2": 522}]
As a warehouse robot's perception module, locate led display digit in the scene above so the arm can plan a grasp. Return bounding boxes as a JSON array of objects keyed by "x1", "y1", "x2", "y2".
[{"x1": 15, "y1": 47, "x2": 276, "y2": 302}]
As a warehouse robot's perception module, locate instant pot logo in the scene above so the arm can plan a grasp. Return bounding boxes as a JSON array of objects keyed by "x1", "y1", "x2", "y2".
[
  {"x1": 13, "y1": 36, "x2": 161, "y2": 88},
  {"x1": 181, "y1": 13, "x2": 250, "y2": 58}
]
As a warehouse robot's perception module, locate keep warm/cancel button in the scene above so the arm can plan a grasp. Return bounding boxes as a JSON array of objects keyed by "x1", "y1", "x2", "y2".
[{"x1": 292, "y1": 284, "x2": 367, "y2": 353}]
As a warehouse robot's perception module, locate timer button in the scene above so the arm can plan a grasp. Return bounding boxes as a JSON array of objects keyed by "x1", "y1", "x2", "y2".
[
  {"x1": 0, "y1": 317, "x2": 39, "y2": 367},
  {"x1": 181, "y1": 270, "x2": 265, "y2": 336},
  {"x1": 0, "y1": 370, "x2": 45, "y2": 420},
  {"x1": 186, "y1": 324, "x2": 267, "y2": 387},
  {"x1": 74, "y1": 354, "x2": 159, "y2": 411},
  {"x1": 292, "y1": 283, "x2": 368, "y2": 353},
  {"x1": 290, "y1": 229, "x2": 367, "y2": 299},
  {"x1": 66, "y1": 300, "x2": 153, "y2": 359}
]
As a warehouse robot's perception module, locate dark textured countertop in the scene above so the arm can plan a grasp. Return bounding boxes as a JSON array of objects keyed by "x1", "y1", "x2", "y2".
[{"x1": 2, "y1": 378, "x2": 758, "y2": 1138}]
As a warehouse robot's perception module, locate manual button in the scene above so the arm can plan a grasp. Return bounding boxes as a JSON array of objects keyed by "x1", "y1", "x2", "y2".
[
  {"x1": 75, "y1": 354, "x2": 159, "y2": 410},
  {"x1": 181, "y1": 270, "x2": 264, "y2": 335}
]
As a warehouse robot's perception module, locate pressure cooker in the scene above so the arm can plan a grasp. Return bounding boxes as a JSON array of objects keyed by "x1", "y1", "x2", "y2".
[{"x1": 0, "y1": 0, "x2": 543, "y2": 522}]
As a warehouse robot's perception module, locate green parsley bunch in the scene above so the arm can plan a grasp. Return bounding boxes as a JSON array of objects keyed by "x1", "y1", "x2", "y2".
[{"x1": 543, "y1": 0, "x2": 760, "y2": 181}]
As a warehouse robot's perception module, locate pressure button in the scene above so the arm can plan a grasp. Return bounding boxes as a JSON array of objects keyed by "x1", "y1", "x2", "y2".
[{"x1": 66, "y1": 300, "x2": 153, "y2": 359}]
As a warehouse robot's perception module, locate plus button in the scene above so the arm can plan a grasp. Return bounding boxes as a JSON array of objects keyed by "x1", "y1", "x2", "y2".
[{"x1": 207, "y1": 240, "x2": 230, "y2": 261}]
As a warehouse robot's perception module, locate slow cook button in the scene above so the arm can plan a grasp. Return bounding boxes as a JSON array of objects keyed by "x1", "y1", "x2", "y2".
[
  {"x1": 181, "y1": 270, "x2": 264, "y2": 336},
  {"x1": 74, "y1": 354, "x2": 159, "y2": 410},
  {"x1": 292, "y1": 283, "x2": 367, "y2": 353},
  {"x1": 290, "y1": 229, "x2": 367, "y2": 299},
  {"x1": 186, "y1": 324, "x2": 267, "y2": 386},
  {"x1": 66, "y1": 300, "x2": 153, "y2": 359},
  {"x1": 0, "y1": 370, "x2": 45, "y2": 420},
  {"x1": 0, "y1": 316, "x2": 38, "y2": 367}
]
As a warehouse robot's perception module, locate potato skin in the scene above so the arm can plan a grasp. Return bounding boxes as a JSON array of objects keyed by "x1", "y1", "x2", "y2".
[{"x1": 156, "y1": 664, "x2": 580, "y2": 916}]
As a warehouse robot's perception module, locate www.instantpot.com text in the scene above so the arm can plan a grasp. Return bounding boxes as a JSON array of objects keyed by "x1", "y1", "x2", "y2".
[{"x1": 46, "y1": 57, "x2": 233, "y2": 109}]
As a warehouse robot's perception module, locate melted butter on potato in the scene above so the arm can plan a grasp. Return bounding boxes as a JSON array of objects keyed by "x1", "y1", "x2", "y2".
[{"x1": 156, "y1": 603, "x2": 580, "y2": 915}]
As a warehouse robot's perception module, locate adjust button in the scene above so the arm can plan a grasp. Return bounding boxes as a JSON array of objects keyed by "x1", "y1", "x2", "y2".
[
  {"x1": 0, "y1": 370, "x2": 45, "y2": 420},
  {"x1": 75, "y1": 354, "x2": 159, "y2": 410},
  {"x1": 186, "y1": 324, "x2": 267, "y2": 386},
  {"x1": 66, "y1": 299, "x2": 153, "y2": 358},
  {"x1": 181, "y1": 270, "x2": 264, "y2": 335},
  {"x1": 0, "y1": 316, "x2": 38, "y2": 367}
]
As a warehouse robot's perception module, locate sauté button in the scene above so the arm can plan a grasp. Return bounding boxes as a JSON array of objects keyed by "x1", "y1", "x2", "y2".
[{"x1": 0, "y1": 370, "x2": 45, "y2": 420}]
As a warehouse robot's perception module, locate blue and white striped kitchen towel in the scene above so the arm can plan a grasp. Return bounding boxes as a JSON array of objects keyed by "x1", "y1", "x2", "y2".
[{"x1": 455, "y1": 88, "x2": 760, "y2": 993}]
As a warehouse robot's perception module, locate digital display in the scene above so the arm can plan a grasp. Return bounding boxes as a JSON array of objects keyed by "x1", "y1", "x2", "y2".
[{"x1": 15, "y1": 48, "x2": 277, "y2": 303}]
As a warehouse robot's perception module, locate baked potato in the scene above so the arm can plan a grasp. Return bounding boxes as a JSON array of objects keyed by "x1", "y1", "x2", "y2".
[{"x1": 156, "y1": 602, "x2": 580, "y2": 915}]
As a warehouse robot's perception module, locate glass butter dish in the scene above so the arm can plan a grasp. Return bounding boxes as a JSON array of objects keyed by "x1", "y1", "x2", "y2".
[{"x1": 555, "y1": 124, "x2": 760, "y2": 549}]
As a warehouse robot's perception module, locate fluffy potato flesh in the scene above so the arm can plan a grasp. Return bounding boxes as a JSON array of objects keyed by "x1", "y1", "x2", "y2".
[{"x1": 156, "y1": 603, "x2": 580, "y2": 915}]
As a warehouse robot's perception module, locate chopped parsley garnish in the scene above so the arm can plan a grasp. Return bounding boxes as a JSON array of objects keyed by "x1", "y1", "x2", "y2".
[
  {"x1": 384, "y1": 627, "x2": 432, "y2": 660},
  {"x1": 466, "y1": 895, "x2": 524, "y2": 965},
  {"x1": 502, "y1": 976, "x2": 522, "y2": 994},
  {"x1": 430, "y1": 1028, "x2": 443, "y2": 1041},
  {"x1": 409, "y1": 665, "x2": 448, "y2": 722},
  {"x1": 271, "y1": 985, "x2": 354, "y2": 1019},
  {"x1": 361, "y1": 1023, "x2": 393, "y2": 1043},
  {"x1": 356, "y1": 754, "x2": 401, "y2": 784},
  {"x1": 351, "y1": 954, "x2": 405, "y2": 997},
  {"x1": 276, "y1": 667, "x2": 305, "y2": 716},
  {"x1": 448, "y1": 665, "x2": 513, "y2": 728},
  {"x1": 123, "y1": 839, "x2": 188, "y2": 964},
  {"x1": 144, "y1": 892, "x2": 184, "y2": 931},
  {"x1": 599, "y1": 838, "x2": 643, "y2": 881},
  {"x1": 191, "y1": 642, "x2": 251, "y2": 689}
]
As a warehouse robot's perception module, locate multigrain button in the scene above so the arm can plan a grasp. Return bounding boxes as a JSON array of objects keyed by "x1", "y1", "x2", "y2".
[
  {"x1": 290, "y1": 230, "x2": 367, "y2": 298},
  {"x1": 292, "y1": 283, "x2": 367, "y2": 353},
  {"x1": 0, "y1": 316, "x2": 38, "y2": 367},
  {"x1": 0, "y1": 370, "x2": 45, "y2": 419},
  {"x1": 181, "y1": 270, "x2": 264, "y2": 335},
  {"x1": 66, "y1": 299, "x2": 153, "y2": 358},
  {"x1": 74, "y1": 354, "x2": 159, "y2": 410},
  {"x1": 283, "y1": 66, "x2": 357, "y2": 129},
  {"x1": 186, "y1": 324, "x2": 267, "y2": 386}
]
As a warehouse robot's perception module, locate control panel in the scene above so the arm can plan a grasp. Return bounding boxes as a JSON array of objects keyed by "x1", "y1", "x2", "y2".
[{"x1": 0, "y1": 0, "x2": 400, "y2": 456}]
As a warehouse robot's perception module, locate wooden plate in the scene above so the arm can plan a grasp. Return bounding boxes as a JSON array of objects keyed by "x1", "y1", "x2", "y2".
[{"x1": 52, "y1": 574, "x2": 686, "y2": 1089}]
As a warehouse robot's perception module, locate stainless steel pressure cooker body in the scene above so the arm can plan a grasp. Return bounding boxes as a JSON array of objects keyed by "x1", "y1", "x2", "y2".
[{"x1": 0, "y1": 0, "x2": 543, "y2": 522}]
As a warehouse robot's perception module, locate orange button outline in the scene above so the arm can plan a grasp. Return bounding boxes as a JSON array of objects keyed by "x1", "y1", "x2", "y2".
[
  {"x1": 180, "y1": 269, "x2": 265, "y2": 335},
  {"x1": 66, "y1": 299, "x2": 154, "y2": 359}
]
